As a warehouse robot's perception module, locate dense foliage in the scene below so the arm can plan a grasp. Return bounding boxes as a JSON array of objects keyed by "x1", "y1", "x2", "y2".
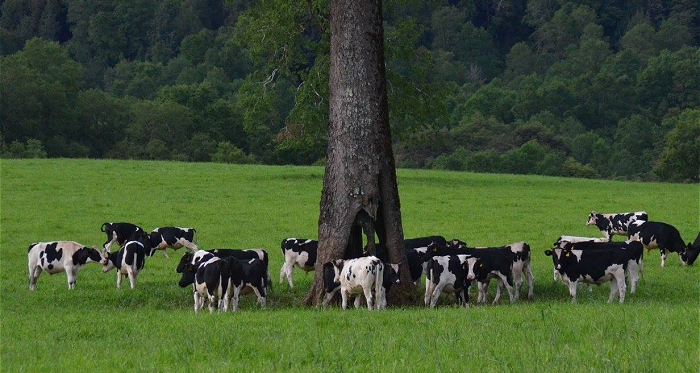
[{"x1": 1, "y1": 0, "x2": 698, "y2": 182}]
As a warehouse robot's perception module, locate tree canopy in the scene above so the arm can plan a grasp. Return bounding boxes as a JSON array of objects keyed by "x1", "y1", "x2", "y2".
[{"x1": 1, "y1": 0, "x2": 698, "y2": 182}]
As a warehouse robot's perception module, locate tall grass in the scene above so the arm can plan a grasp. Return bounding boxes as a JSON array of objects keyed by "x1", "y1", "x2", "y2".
[{"x1": 1, "y1": 159, "x2": 698, "y2": 372}]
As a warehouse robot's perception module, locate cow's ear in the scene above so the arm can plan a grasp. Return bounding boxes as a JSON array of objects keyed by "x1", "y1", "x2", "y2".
[{"x1": 544, "y1": 250, "x2": 552, "y2": 256}]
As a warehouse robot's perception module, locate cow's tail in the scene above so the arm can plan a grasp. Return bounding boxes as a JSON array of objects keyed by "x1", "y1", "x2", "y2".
[
  {"x1": 100, "y1": 222, "x2": 108, "y2": 232},
  {"x1": 192, "y1": 228, "x2": 198, "y2": 245},
  {"x1": 374, "y1": 260, "x2": 384, "y2": 310}
]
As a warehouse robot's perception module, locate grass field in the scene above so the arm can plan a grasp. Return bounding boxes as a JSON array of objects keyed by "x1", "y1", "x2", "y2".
[{"x1": 1, "y1": 159, "x2": 698, "y2": 372}]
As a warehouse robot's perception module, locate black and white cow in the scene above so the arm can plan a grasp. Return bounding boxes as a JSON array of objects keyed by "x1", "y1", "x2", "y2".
[
  {"x1": 321, "y1": 256, "x2": 384, "y2": 310},
  {"x1": 101, "y1": 222, "x2": 150, "y2": 252},
  {"x1": 148, "y1": 227, "x2": 198, "y2": 258},
  {"x1": 186, "y1": 256, "x2": 245, "y2": 313},
  {"x1": 378, "y1": 263, "x2": 400, "y2": 309},
  {"x1": 627, "y1": 220, "x2": 689, "y2": 267},
  {"x1": 178, "y1": 251, "x2": 268, "y2": 307},
  {"x1": 425, "y1": 241, "x2": 533, "y2": 304},
  {"x1": 551, "y1": 236, "x2": 609, "y2": 282},
  {"x1": 424, "y1": 254, "x2": 477, "y2": 308},
  {"x1": 183, "y1": 248, "x2": 271, "y2": 286},
  {"x1": 102, "y1": 240, "x2": 149, "y2": 289},
  {"x1": 586, "y1": 211, "x2": 648, "y2": 241},
  {"x1": 544, "y1": 240, "x2": 643, "y2": 303},
  {"x1": 560, "y1": 240, "x2": 644, "y2": 294},
  {"x1": 279, "y1": 238, "x2": 318, "y2": 288},
  {"x1": 27, "y1": 241, "x2": 104, "y2": 291}
]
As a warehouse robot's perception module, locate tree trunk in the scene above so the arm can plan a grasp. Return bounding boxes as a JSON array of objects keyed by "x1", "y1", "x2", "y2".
[{"x1": 303, "y1": 0, "x2": 414, "y2": 307}]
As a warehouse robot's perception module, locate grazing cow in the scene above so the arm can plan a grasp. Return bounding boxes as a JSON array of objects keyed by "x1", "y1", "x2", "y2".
[
  {"x1": 178, "y1": 251, "x2": 268, "y2": 308},
  {"x1": 685, "y1": 233, "x2": 700, "y2": 266},
  {"x1": 102, "y1": 241, "x2": 148, "y2": 289},
  {"x1": 148, "y1": 227, "x2": 198, "y2": 258},
  {"x1": 627, "y1": 220, "x2": 688, "y2": 267},
  {"x1": 322, "y1": 256, "x2": 384, "y2": 310},
  {"x1": 27, "y1": 241, "x2": 104, "y2": 291},
  {"x1": 378, "y1": 263, "x2": 400, "y2": 309},
  {"x1": 425, "y1": 241, "x2": 533, "y2": 304},
  {"x1": 101, "y1": 222, "x2": 150, "y2": 252},
  {"x1": 544, "y1": 241, "x2": 643, "y2": 303},
  {"x1": 586, "y1": 211, "x2": 648, "y2": 241},
  {"x1": 424, "y1": 254, "x2": 477, "y2": 308},
  {"x1": 279, "y1": 238, "x2": 318, "y2": 288}
]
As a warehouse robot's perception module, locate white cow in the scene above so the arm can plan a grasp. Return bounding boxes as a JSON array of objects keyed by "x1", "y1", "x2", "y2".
[
  {"x1": 28, "y1": 241, "x2": 104, "y2": 291},
  {"x1": 330, "y1": 256, "x2": 384, "y2": 310}
]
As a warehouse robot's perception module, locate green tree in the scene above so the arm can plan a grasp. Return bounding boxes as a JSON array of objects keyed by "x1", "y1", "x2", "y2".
[{"x1": 653, "y1": 109, "x2": 700, "y2": 182}]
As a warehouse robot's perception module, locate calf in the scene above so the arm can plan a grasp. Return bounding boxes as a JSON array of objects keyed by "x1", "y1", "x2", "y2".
[
  {"x1": 544, "y1": 241, "x2": 643, "y2": 303},
  {"x1": 425, "y1": 241, "x2": 533, "y2": 303},
  {"x1": 148, "y1": 227, "x2": 198, "y2": 258},
  {"x1": 101, "y1": 222, "x2": 150, "y2": 252},
  {"x1": 378, "y1": 263, "x2": 400, "y2": 309},
  {"x1": 551, "y1": 236, "x2": 608, "y2": 282},
  {"x1": 178, "y1": 252, "x2": 268, "y2": 308},
  {"x1": 279, "y1": 238, "x2": 318, "y2": 288},
  {"x1": 627, "y1": 220, "x2": 688, "y2": 267},
  {"x1": 586, "y1": 211, "x2": 648, "y2": 241},
  {"x1": 560, "y1": 240, "x2": 645, "y2": 293},
  {"x1": 322, "y1": 256, "x2": 384, "y2": 310},
  {"x1": 183, "y1": 248, "x2": 271, "y2": 286},
  {"x1": 194, "y1": 256, "x2": 245, "y2": 313},
  {"x1": 424, "y1": 254, "x2": 476, "y2": 308},
  {"x1": 27, "y1": 241, "x2": 104, "y2": 291},
  {"x1": 102, "y1": 241, "x2": 148, "y2": 289}
]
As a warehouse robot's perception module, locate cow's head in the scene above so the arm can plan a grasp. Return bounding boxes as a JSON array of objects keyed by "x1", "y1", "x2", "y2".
[
  {"x1": 465, "y1": 257, "x2": 479, "y2": 282},
  {"x1": 101, "y1": 250, "x2": 117, "y2": 272},
  {"x1": 448, "y1": 238, "x2": 467, "y2": 250},
  {"x1": 586, "y1": 212, "x2": 599, "y2": 226},
  {"x1": 681, "y1": 242, "x2": 700, "y2": 266},
  {"x1": 176, "y1": 252, "x2": 194, "y2": 273},
  {"x1": 331, "y1": 259, "x2": 345, "y2": 284},
  {"x1": 544, "y1": 249, "x2": 562, "y2": 272},
  {"x1": 178, "y1": 263, "x2": 196, "y2": 287},
  {"x1": 384, "y1": 263, "x2": 400, "y2": 287}
]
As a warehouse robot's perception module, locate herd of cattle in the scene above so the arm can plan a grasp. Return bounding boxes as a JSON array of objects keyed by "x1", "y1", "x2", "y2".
[{"x1": 26, "y1": 212, "x2": 700, "y2": 312}]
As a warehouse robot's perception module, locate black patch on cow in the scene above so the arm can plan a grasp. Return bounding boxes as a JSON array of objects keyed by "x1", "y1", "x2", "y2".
[{"x1": 41, "y1": 242, "x2": 62, "y2": 270}]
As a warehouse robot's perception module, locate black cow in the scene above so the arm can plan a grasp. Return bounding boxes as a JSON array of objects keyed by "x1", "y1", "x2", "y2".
[
  {"x1": 545, "y1": 241, "x2": 643, "y2": 303},
  {"x1": 627, "y1": 220, "x2": 688, "y2": 267},
  {"x1": 586, "y1": 211, "x2": 648, "y2": 241},
  {"x1": 148, "y1": 227, "x2": 198, "y2": 258},
  {"x1": 424, "y1": 254, "x2": 476, "y2": 308},
  {"x1": 279, "y1": 238, "x2": 318, "y2": 288},
  {"x1": 102, "y1": 240, "x2": 149, "y2": 289},
  {"x1": 101, "y1": 222, "x2": 150, "y2": 253}
]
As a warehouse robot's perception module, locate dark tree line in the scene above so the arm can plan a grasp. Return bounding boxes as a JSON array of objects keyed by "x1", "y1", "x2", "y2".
[{"x1": 1, "y1": 0, "x2": 698, "y2": 182}]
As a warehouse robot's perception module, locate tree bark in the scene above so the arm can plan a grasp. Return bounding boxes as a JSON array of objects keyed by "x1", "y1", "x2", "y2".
[{"x1": 303, "y1": 0, "x2": 414, "y2": 307}]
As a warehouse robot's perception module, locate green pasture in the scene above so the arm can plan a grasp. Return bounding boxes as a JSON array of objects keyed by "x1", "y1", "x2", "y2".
[{"x1": 1, "y1": 159, "x2": 698, "y2": 372}]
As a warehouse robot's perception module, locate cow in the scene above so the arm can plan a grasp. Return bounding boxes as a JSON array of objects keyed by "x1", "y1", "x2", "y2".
[
  {"x1": 544, "y1": 240, "x2": 644, "y2": 303},
  {"x1": 425, "y1": 241, "x2": 533, "y2": 304},
  {"x1": 551, "y1": 236, "x2": 609, "y2": 282},
  {"x1": 686, "y1": 232, "x2": 700, "y2": 266},
  {"x1": 101, "y1": 222, "x2": 150, "y2": 252},
  {"x1": 559, "y1": 240, "x2": 645, "y2": 294},
  {"x1": 378, "y1": 263, "x2": 400, "y2": 309},
  {"x1": 586, "y1": 211, "x2": 648, "y2": 241},
  {"x1": 180, "y1": 248, "x2": 271, "y2": 286},
  {"x1": 148, "y1": 227, "x2": 198, "y2": 258},
  {"x1": 321, "y1": 256, "x2": 384, "y2": 310},
  {"x1": 102, "y1": 240, "x2": 149, "y2": 289},
  {"x1": 27, "y1": 241, "x2": 104, "y2": 291},
  {"x1": 182, "y1": 256, "x2": 245, "y2": 313},
  {"x1": 279, "y1": 238, "x2": 318, "y2": 288},
  {"x1": 178, "y1": 251, "x2": 268, "y2": 308},
  {"x1": 627, "y1": 220, "x2": 689, "y2": 267},
  {"x1": 424, "y1": 254, "x2": 476, "y2": 308}
]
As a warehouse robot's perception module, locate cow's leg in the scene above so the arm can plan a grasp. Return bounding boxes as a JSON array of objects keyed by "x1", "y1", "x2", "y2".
[
  {"x1": 424, "y1": 277, "x2": 435, "y2": 307},
  {"x1": 230, "y1": 286, "x2": 240, "y2": 312},
  {"x1": 363, "y1": 286, "x2": 374, "y2": 311},
  {"x1": 161, "y1": 249, "x2": 169, "y2": 259},
  {"x1": 429, "y1": 283, "x2": 447, "y2": 308},
  {"x1": 525, "y1": 263, "x2": 535, "y2": 300},
  {"x1": 28, "y1": 265, "x2": 42, "y2": 291},
  {"x1": 353, "y1": 295, "x2": 362, "y2": 309},
  {"x1": 567, "y1": 281, "x2": 578, "y2": 303},
  {"x1": 477, "y1": 281, "x2": 488, "y2": 304},
  {"x1": 340, "y1": 290, "x2": 349, "y2": 310},
  {"x1": 492, "y1": 278, "x2": 503, "y2": 304},
  {"x1": 660, "y1": 249, "x2": 667, "y2": 267},
  {"x1": 103, "y1": 233, "x2": 117, "y2": 252},
  {"x1": 116, "y1": 271, "x2": 122, "y2": 289},
  {"x1": 127, "y1": 268, "x2": 137, "y2": 289},
  {"x1": 207, "y1": 294, "x2": 216, "y2": 313},
  {"x1": 66, "y1": 268, "x2": 77, "y2": 290}
]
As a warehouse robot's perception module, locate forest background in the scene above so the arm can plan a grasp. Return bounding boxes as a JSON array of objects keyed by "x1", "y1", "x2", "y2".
[{"x1": 1, "y1": 0, "x2": 698, "y2": 182}]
